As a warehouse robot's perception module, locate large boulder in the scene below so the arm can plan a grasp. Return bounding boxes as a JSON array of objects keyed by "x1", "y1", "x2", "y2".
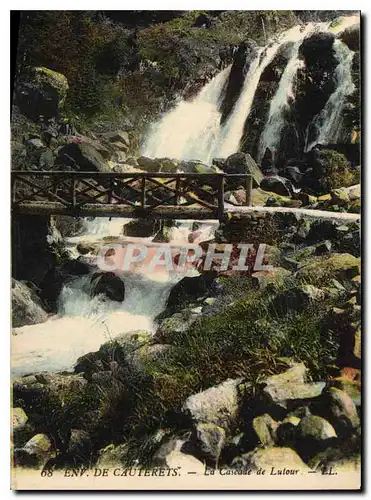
[
  {"x1": 14, "y1": 433, "x2": 54, "y2": 467},
  {"x1": 16, "y1": 67, "x2": 68, "y2": 121},
  {"x1": 165, "y1": 272, "x2": 220, "y2": 312},
  {"x1": 340, "y1": 24, "x2": 360, "y2": 52},
  {"x1": 182, "y1": 378, "x2": 244, "y2": 432},
  {"x1": 223, "y1": 152, "x2": 263, "y2": 186},
  {"x1": 136, "y1": 156, "x2": 161, "y2": 172},
  {"x1": 260, "y1": 175, "x2": 294, "y2": 196},
  {"x1": 57, "y1": 140, "x2": 111, "y2": 172},
  {"x1": 303, "y1": 149, "x2": 354, "y2": 194},
  {"x1": 326, "y1": 387, "x2": 360, "y2": 432},
  {"x1": 261, "y1": 363, "x2": 326, "y2": 408},
  {"x1": 90, "y1": 272, "x2": 125, "y2": 302},
  {"x1": 297, "y1": 415, "x2": 337, "y2": 441},
  {"x1": 12, "y1": 279, "x2": 48, "y2": 328}
]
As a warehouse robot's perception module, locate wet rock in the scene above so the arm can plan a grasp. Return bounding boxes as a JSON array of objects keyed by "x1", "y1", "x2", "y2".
[
  {"x1": 282, "y1": 165, "x2": 303, "y2": 185},
  {"x1": 260, "y1": 175, "x2": 294, "y2": 196},
  {"x1": 74, "y1": 352, "x2": 104, "y2": 379},
  {"x1": 136, "y1": 156, "x2": 161, "y2": 172},
  {"x1": 166, "y1": 272, "x2": 219, "y2": 312},
  {"x1": 220, "y1": 39, "x2": 259, "y2": 122},
  {"x1": 212, "y1": 158, "x2": 226, "y2": 168},
  {"x1": 113, "y1": 330, "x2": 152, "y2": 350},
  {"x1": 53, "y1": 216, "x2": 84, "y2": 238},
  {"x1": 232, "y1": 447, "x2": 310, "y2": 472},
  {"x1": 76, "y1": 242, "x2": 97, "y2": 255},
  {"x1": 12, "y1": 279, "x2": 48, "y2": 328},
  {"x1": 123, "y1": 219, "x2": 160, "y2": 237},
  {"x1": 60, "y1": 259, "x2": 91, "y2": 276},
  {"x1": 182, "y1": 378, "x2": 243, "y2": 432},
  {"x1": 297, "y1": 415, "x2": 337, "y2": 441},
  {"x1": 90, "y1": 272, "x2": 125, "y2": 302},
  {"x1": 340, "y1": 24, "x2": 360, "y2": 52},
  {"x1": 252, "y1": 414, "x2": 278, "y2": 446},
  {"x1": 223, "y1": 152, "x2": 263, "y2": 186}
]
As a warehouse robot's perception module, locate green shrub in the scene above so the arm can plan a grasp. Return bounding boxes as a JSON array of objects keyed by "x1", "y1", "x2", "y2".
[{"x1": 310, "y1": 149, "x2": 356, "y2": 194}]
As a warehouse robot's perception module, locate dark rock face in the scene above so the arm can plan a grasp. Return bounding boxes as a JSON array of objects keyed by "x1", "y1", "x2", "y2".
[
  {"x1": 90, "y1": 272, "x2": 125, "y2": 302},
  {"x1": 123, "y1": 219, "x2": 161, "y2": 238},
  {"x1": 223, "y1": 152, "x2": 263, "y2": 187},
  {"x1": 15, "y1": 67, "x2": 68, "y2": 122},
  {"x1": 220, "y1": 40, "x2": 259, "y2": 123},
  {"x1": 260, "y1": 175, "x2": 294, "y2": 196},
  {"x1": 340, "y1": 24, "x2": 360, "y2": 52},
  {"x1": 241, "y1": 42, "x2": 294, "y2": 161},
  {"x1": 56, "y1": 141, "x2": 110, "y2": 172},
  {"x1": 294, "y1": 32, "x2": 337, "y2": 153},
  {"x1": 166, "y1": 272, "x2": 219, "y2": 312},
  {"x1": 302, "y1": 148, "x2": 354, "y2": 194},
  {"x1": 282, "y1": 165, "x2": 303, "y2": 185},
  {"x1": 12, "y1": 215, "x2": 57, "y2": 287},
  {"x1": 12, "y1": 279, "x2": 48, "y2": 327}
]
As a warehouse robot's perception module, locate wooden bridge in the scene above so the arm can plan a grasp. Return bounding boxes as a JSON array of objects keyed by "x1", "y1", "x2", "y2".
[{"x1": 11, "y1": 171, "x2": 253, "y2": 221}]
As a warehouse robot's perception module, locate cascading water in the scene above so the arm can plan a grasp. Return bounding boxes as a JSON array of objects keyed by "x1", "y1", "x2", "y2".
[
  {"x1": 142, "y1": 23, "x2": 338, "y2": 164},
  {"x1": 12, "y1": 216, "x2": 218, "y2": 377},
  {"x1": 141, "y1": 65, "x2": 231, "y2": 163},
  {"x1": 12, "y1": 15, "x2": 360, "y2": 379},
  {"x1": 257, "y1": 23, "x2": 329, "y2": 162},
  {"x1": 305, "y1": 39, "x2": 356, "y2": 151}
]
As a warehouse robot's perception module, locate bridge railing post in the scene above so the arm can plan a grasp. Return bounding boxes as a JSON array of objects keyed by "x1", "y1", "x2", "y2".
[
  {"x1": 141, "y1": 176, "x2": 146, "y2": 209},
  {"x1": 217, "y1": 174, "x2": 225, "y2": 221},
  {"x1": 246, "y1": 175, "x2": 252, "y2": 206},
  {"x1": 71, "y1": 177, "x2": 76, "y2": 208},
  {"x1": 12, "y1": 174, "x2": 17, "y2": 204},
  {"x1": 175, "y1": 176, "x2": 181, "y2": 205}
]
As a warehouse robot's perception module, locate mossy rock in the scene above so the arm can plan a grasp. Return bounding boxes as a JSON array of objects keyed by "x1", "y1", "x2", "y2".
[
  {"x1": 16, "y1": 66, "x2": 69, "y2": 121},
  {"x1": 35, "y1": 67, "x2": 69, "y2": 102},
  {"x1": 297, "y1": 253, "x2": 361, "y2": 287}
]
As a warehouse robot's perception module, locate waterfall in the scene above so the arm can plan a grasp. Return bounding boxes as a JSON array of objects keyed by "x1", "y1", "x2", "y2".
[
  {"x1": 305, "y1": 39, "x2": 355, "y2": 151},
  {"x1": 141, "y1": 20, "x2": 358, "y2": 165},
  {"x1": 141, "y1": 66, "x2": 231, "y2": 163},
  {"x1": 257, "y1": 24, "x2": 327, "y2": 162}
]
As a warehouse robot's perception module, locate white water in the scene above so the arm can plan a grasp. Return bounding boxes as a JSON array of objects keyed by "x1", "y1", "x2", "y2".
[
  {"x1": 257, "y1": 23, "x2": 329, "y2": 162},
  {"x1": 142, "y1": 24, "x2": 335, "y2": 164},
  {"x1": 142, "y1": 66, "x2": 231, "y2": 163},
  {"x1": 305, "y1": 39, "x2": 356, "y2": 151},
  {"x1": 12, "y1": 217, "x2": 217, "y2": 377}
]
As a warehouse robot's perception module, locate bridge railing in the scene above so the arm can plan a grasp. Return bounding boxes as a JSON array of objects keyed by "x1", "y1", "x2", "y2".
[{"x1": 11, "y1": 171, "x2": 253, "y2": 220}]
